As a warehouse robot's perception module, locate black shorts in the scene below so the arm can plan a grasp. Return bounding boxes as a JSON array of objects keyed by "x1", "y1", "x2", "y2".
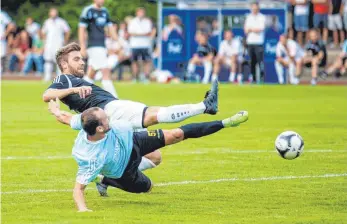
[
  {"x1": 131, "y1": 48, "x2": 152, "y2": 62},
  {"x1": 102, "y1": 129, "x2": 165, "y2": 193}
]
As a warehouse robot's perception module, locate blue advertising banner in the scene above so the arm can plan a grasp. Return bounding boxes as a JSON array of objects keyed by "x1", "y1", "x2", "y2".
[{"x1": 161, "y1": 7, "x2": 286, "y2": 83}]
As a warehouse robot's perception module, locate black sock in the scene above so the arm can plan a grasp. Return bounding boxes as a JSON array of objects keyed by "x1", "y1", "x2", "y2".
[{"x1": 179, "y1": 121, "x2": 224, "y2": 139}]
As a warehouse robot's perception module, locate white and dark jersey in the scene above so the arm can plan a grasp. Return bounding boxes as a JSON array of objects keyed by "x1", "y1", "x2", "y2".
[
  {"x1": 47, "y1": 74, "x2": 117, "y2": 113},
  {"x1": 79, "y1": 5, "x2": 112, "y2": 47},
  {"x1": 305, "y1": 40, "x2": 327, "y2": 64},
  {"x1": 196, "y1": 43, "x2": 217, "y2": 57}
]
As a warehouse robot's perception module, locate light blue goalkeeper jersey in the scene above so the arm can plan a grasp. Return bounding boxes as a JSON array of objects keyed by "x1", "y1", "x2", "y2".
[
  {"x1": 343, "y1": 40, "x2": 347, "y2": 54},
  {"x1": 70, "y1": 114, "x2": 133, "y2": 185}
]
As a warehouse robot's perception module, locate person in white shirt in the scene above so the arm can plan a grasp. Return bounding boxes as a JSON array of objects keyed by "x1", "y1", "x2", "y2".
[
  {"x1": 275, "y1": 34, "x2": 304, "y2": 84},
  {"x1": 212, "y1": 30, "x2": 243, "y2": 83},
  {"x1": 25, "y1": 17, "x2": 40, "y2": 40},
  {"x1": 128, "y1": 8, "x2": 153, "y2": 82},
  {"x1": 42, "y1": 8, "x2": 70, "y2": 82},
  {"x1": 244, "y1": 2, "x2": 266, "y2": 83},
  {"x1": 293, "y1": 0, "x2": 309, "y2": 46},
  {"x1": 0, "y1": 10, "x2": 11, "y2": 73},
  {"x1": 162, "y1": 14, "x2": 183, "y2": 41}
]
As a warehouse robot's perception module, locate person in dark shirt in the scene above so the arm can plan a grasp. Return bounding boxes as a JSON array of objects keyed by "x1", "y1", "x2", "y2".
[
  {"x1": 301, "y1": 29, "x2": 327, "y2": 85},
  {"x1": 186, "y1": 30, "x2": 216, "y2": 84},
  {"x1": 42, "y1": 43, "x2": 219, "y2": 191},
  {"x1": 328, "y1": 0, "x2": 345, "y2": 47},
  {"x1": 78, "y1": 0, "x2": 118, "y2": 97}
]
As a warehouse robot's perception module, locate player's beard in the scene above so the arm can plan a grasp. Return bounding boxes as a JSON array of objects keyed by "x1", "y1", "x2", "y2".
[{"x1": 69, "y1": 65, "x2": 85, "y2": 78}]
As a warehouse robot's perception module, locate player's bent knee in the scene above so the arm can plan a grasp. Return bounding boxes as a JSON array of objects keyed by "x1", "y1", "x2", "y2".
[{"x1": 145, "y1": 150, "x2": 162, "y2": 166}]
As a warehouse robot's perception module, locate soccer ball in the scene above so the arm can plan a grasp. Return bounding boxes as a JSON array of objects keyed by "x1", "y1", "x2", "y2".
[{"x1": 275, "y1": 131, "x2": 304, "y2": 160}]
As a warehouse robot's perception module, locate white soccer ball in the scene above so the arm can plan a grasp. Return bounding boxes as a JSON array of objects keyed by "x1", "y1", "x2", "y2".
[{"x1": 275, "y1": 131, "x2": 304, "y2": 160}]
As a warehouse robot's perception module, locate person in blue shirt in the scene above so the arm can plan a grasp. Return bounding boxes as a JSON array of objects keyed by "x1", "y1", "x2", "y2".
[
  {"x1": 320, "y1": 40, "x2": 347, "y2": 79},
  {"x1": 48, "y1": 99, "x2": 249, "y2": 212}
]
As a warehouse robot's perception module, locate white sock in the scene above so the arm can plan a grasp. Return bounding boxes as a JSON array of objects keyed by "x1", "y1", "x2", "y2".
[
  {"x1": 43, "y1": 62, "x2": 53, "y2": 82},
  {"x1": 229, "y1": 72, "x2": 236, "y2": 82},
  {"x1": 101, "y1": 79, "x2": 118, "y2": 98},
  {"x1": 157, "y1": 102, "x2": 206, "y2": 123},
  {"x1": 202, "y1": 61, "x2": 212, "y2": 84},
  {"x1": 83, "y1": 76, "x2": 94, "y2": 84},
  {"x1": 211, "y1": 74, "x2": 218, "y2": 82},
  {"x1": 275, "y1": 61, "x2": 284, "y2": 84},
  {"x1": 138, "y1": 157, "x2": 156, "y2": 171},
  {"x1": 288, "y1": 63, "x2": 296, "y2": 84},
  {"x1": 187, "y1": 63, "x2": 196, "y2": 75},
  {"x1": 237, "y1": 73, "x2": 243, "y2": 83}
]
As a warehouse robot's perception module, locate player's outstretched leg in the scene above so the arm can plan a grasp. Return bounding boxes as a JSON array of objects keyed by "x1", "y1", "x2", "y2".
[{"x1": 143, "y1": 79, "x2": 219, "y2": 127}]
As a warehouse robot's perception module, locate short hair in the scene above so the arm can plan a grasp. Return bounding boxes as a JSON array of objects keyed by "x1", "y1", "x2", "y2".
[
  {"x1": 55, "y1": 42, "x2": 81, "y2": 72},
  {"x1": 81, "y1": 107, "x2": 101, "y2": 136}
]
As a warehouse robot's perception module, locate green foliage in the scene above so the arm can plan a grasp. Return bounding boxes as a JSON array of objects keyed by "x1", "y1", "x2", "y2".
[{"x1": 12, "y1": 0, "x2": 157, "y2": 38}]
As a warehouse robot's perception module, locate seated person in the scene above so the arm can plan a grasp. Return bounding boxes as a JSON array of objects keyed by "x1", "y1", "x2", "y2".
[
  {"x1": 186, "y1": 31, "x2": 216, "y2": 84},
  {"x1": 320, "y1": 39, "x2": 347, "y2": 78},
  {"x1": 212, "y1": 30, "x2": 243, "y2": 83},
  {"x1": 275, "y1": 34, "x2": 304, "y2": 84},
  {"x1": 8, "y1": 30, "x2": 32, "y2": 72},
  {"x1": 22, "y1": 29, "x2": 44, "y2": 75},
  {"x1": 301, "y1": 29, "x2": 327, "y2": 85}
]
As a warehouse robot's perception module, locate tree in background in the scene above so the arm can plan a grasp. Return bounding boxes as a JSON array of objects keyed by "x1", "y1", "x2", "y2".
[{"x1": 3, "y1": 0, "x2": 157, "y2": 38}]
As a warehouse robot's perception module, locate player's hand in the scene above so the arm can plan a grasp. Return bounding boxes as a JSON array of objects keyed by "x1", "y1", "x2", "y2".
[
  {"x1": 78, "y1": 208, "x2": 93, "y2": 212},
  {"x1": 48, "y1": 98, "x2": 61, "y2": 117},
  {"x1": 73, "y1": 86, "x2": 92, "y2": 99}
]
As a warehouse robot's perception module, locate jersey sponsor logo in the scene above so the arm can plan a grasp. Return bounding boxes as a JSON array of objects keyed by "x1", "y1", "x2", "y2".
[{"x1": 96, "y1": 17, "x2": 107, "y2": 26}]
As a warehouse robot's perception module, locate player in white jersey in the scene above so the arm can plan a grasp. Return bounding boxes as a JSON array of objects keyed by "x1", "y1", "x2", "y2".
[
  {"x1": 275, "y1": 34, "x2": 304, "y2": 84},
  {"x1": 42, "y1": 8, "x2": 70, "y2": 82},
  {"x1": 212, "y1": 30, "x2": 243, "y2": 83},
  {"x1": 0, "y1": 10, "x2": 12, "y2": 73},
  {"x1": 48, "y1": 98, "x2": 249, "y2": 212}
]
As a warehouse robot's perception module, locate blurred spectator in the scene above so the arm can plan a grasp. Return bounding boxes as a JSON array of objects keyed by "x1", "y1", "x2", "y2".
[
  {"x1": 343, "y1": 0, "x2": 347, "y2": 31},
  {"x1": 186, "y1": 31, "x2": 216, "y2": 84},
  {"x1": 320, "y1": 39, "x2": 347, "y2": 78},
  {"x1": 312, "y1": 0, "x2": 330, "y2": 43},
  {"x1": 1, "y1": 10, "x2": 12, "y2": 73},
  {"x1": 286, "y1": 0, "x2": 294, "y2": 40},
  {"x1": 128, "y1": 7, "x2": 153, "y2": 83},
  {"x1": 329, "y1": 0, "x2": 345, "y2": 48},
  {"x1": 211, "y1": 19, "x2": 220, "y2": 36},
  {"x1": 212, "y1": 30, "x2": 243, "y2": 83},
  {"x1": 162, "y1": 14, "x2": 183, "y2": 41},
  {"x1": 275, "y1": 34, "x2": 304, "y2": 84},
  {"x1": 25, "y1": 17, "x2": 40, "y2": 40},
  {"x1": 79, "y1": 0, "x2": 118, "y2": 97},
  {"x1": 244, "y1": 2, "x2": 266, "y2": 83},
  {"x1": 22, "y1": 29, "x2": 44, "y2": 75},
  {"x1": 301, "y1": 29, "x2": 327, "y2": 85},
  {"x1": 118, "y1": 21, "x2": 127, "y2": 41},
  {"x1": 42, "y1": 7, "x2": 70, "y2": 82},
  {"x1": 293, "y1": 0, "x2": 309, "y2": 46},
  {"x1": 196, "y1": 19, "x2": 212, "y2": 35},
  {"x1": 8, "y1": 30, "x2": 32, "y2": 73}
]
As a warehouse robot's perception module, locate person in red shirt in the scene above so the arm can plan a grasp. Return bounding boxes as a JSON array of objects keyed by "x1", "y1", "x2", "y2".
[
  {"x1": 312, "y1": 0, "x2": 332, "y2": 43},
  {"x1": 8, "y1": 30, "x2": 32, "y2": 72}
]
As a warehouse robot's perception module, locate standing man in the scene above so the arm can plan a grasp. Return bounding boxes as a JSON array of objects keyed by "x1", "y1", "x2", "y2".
[
  {"x1": 293, "y1": 0, "x2": 309, "y2": 46},
  {"x1": 25, "y1": 17, "x2": 40, "y2": 40},
  {"x1": 244, "y1": 1, "x2": 266, "y2": 83},
  {"x1": 79, "y1": 0, "x2": 118, "y2": 97},
  {"x1": 312, "y1": 0, "x2": 330, "y2": 43},
  {"x1": 42, "y1": 8, "x2": 70, "y2": 82},
  {"x1": 328, "y1": 0, "x2": 344, "y2": 48},
  {"x1": 128, "y1": 7, "x2": 153, "y2": 83}
]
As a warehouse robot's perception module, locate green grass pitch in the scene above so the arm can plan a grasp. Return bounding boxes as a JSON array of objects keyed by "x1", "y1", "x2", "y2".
[{"x1": 1, "y1": 81, "x2": 347, "y2": 224}]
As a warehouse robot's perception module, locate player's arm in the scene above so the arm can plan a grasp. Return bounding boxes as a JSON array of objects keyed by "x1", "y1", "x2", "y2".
[
  {"x1": 43, "y1": 86, "x2": 92, "y2": 102},
  {"x1": 48, "y1": 99, "x2": 73, "y2": 125},
  {"x1": 73, "y1": 182, "x2": 91, "y2": 212}
]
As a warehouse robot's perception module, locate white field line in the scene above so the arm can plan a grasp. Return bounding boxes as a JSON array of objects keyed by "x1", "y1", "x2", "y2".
[
  {"x1": 1, "y1": 149, "x2": 346, "y2": 160},
  {"x1": 1, "y1": 173, "x2": 346, "y2": 195}
]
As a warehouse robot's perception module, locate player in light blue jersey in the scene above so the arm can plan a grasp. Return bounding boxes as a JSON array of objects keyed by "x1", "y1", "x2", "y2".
[
  {"x1": 320, "y1": 39, "x2": 347, "y2": 79},
  {"x1": 48, "y1": 99, "x2": 249, "y2": 212}
]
